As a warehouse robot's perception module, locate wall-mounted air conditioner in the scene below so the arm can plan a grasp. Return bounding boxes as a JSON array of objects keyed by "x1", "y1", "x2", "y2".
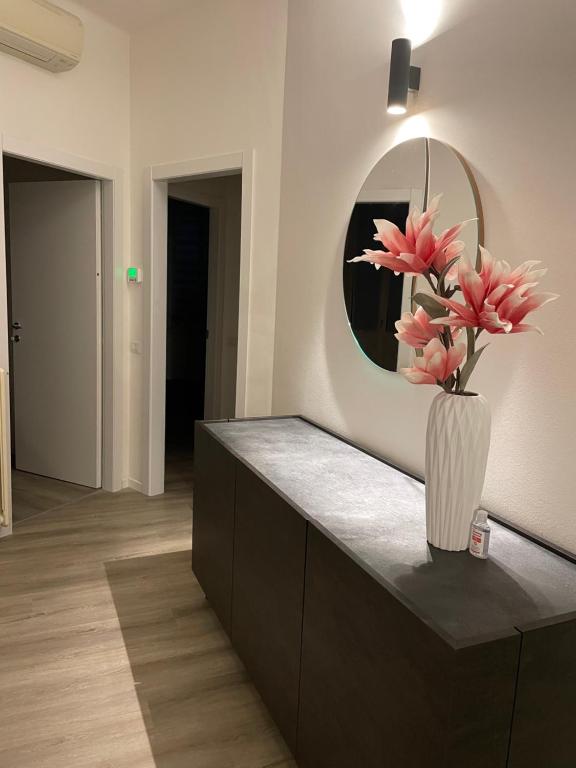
[{"x1": 0, "y1": 0, "x2": 83, "y2": 73}]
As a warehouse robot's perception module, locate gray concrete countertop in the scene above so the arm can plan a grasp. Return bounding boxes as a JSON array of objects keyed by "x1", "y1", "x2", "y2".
[{"x1": 203, "y1": 417, "x2": 576, "y2": 648}]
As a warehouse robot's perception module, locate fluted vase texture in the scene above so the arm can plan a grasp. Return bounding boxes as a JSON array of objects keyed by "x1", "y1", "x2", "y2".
[{"x1": 425, "y1": 392, "x2": 491, "y2": 551}]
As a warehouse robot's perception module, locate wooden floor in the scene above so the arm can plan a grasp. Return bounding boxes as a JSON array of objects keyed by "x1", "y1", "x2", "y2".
[
  {"x1": 11, "y1": 469, "x2": 97, "y2": 524},
  {"x1": 0, "y1": 454, "x2": 295, "y2": 768}
]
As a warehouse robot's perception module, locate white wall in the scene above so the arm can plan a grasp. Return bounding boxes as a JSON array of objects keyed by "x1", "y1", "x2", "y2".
[
  {"x1": 129, "y1": 0, "x2": 288, "y2": 483},
  {"x1": 0, "y1": 1, "x2": 129, "y2": 168},
  {"x1": 0, "y1": 1, "x2": 131, "y2": 483},
  {"x1": 273, "y1": 0, "x2": 576, "y2": 552}
]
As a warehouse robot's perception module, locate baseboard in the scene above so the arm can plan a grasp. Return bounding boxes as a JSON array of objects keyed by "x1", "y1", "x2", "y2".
[
  {"x1": 124, "y1": 476, "x2": 143, "y2": 493},
  {"x1": 0, "y1": 523, "x2": 13, "y2": 539}
]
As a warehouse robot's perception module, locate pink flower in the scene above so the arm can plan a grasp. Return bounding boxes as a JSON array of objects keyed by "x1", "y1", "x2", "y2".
[
  {"x1": 395, "y1": 307, "x2": 438, "y2": 348},
  {"x1": 433, "y1": 239, "x2": 466, "y2": 283},
  {"x1": 400, "y1": 338, "x2": 466, "y2": 385},
  {"x1": 433, "y1": 247, "x2": 559, "y2": 334},
  {"x1": 348, "y1": 195, "x2": 471, "y2": 276},
  {"x1": 394, "y1": 307, "x2": 460, "y2": 349},
  {"x1": 395, "y1": 307, "x2": 462, "y2": 348}
]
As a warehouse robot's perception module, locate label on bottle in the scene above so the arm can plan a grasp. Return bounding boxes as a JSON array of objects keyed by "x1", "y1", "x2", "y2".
[{"x1": 469, "y1": 525, "x2": 490, "y2": 559}]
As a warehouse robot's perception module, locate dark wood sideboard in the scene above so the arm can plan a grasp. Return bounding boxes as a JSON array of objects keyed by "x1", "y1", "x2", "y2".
[{"x1": 192, "y1": 416, "x2": 576, "y2": 768}]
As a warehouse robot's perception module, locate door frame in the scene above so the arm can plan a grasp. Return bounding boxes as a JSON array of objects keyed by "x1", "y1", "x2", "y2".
[
  {"x1": 168, "y1": 180, "x2": 239, "y2": 422},
  {"x1": 0, "y1": 134, "x2": 125, "y2": 530},
  {"x1": 144, "y1": 150, "x2": 254, "y2": 496}
]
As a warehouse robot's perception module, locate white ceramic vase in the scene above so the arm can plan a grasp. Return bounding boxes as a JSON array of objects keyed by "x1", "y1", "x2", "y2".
[{"x1": 425, "y1": 392, "x2": 491, "y2": 551}]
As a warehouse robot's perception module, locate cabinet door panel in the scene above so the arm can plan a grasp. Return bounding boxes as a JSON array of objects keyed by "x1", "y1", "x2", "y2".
[
  {"x1": 508, "y1": 618, "x2": 576, "y2": 768},
  {"x1": 232, "y1": 464, "x2": 307, "y2": 753},
  {"x1": 192, "y1": 426, "x2": 236, "y2": 633},
  {"x1": 298, "y1": 526, "x2": 518, "y2": 768}
]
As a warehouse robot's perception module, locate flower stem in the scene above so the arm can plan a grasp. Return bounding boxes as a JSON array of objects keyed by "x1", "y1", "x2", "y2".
[
  {"x1": 423, "y1": 270, "x2": 437, "y2": 293},
  {"x1": 455, "y1": 367, "x2": 462, "y2": 393},
  {"x1": 466, "y1": 326, "x2": 476, "y2": 361}
]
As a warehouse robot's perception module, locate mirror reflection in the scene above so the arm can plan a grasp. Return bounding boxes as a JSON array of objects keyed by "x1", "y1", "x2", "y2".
[{"x1": 343, "y1": 138, "x2": 481, "y2": 373}]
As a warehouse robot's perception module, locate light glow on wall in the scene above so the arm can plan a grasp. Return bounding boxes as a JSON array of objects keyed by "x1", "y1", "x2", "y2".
[
  {"x1": 394, "y1": 114, "x2": 430, "y2": 143},
  {"x1": 401, "y1": 0, "x2": 442, "y2": 47}
]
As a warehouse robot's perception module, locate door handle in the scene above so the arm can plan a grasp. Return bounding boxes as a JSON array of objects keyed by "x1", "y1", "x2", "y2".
[{"x1": 10, "y1": 335, "x2": 20, "y2": 343}]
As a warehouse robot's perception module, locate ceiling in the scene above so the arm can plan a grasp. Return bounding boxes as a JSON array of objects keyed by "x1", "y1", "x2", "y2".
[{"x1": 71, "y1": 0, "x2": 193, "y2": 32}]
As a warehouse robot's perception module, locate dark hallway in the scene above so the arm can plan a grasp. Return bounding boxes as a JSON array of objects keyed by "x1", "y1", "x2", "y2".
[{"x1": 165, "y1": 197, "x2": 210, "y2": 454}]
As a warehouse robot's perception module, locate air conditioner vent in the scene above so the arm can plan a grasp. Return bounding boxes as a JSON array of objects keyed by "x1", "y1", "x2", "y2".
[{"x1": 0, "y1": 0, "x2": 83, "y2": 73}]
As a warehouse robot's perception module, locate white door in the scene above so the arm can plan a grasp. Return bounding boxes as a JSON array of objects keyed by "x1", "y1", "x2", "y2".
[{"x1": 9, "y1": 180, "x2": 102, "y2": 488}]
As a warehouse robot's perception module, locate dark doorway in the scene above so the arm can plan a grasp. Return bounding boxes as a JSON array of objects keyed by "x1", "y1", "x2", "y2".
[{"x1": 165, "y1": 198, "x2": 210, "y2": 454}]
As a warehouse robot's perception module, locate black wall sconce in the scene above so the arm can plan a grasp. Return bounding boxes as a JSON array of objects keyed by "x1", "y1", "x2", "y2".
[{"x1": 387, "y1": 38, "x2": 421, "y2": 115}]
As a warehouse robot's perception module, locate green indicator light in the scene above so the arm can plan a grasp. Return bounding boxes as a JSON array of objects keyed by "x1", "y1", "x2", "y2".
[{"x1": 127, "y1": 266, "x2": 142, "y2": 285}]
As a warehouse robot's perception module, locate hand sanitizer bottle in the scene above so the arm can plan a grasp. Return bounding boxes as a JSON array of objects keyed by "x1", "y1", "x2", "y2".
[{"x1": 469, "y1": 510, "x2": 490, "y2": 559}]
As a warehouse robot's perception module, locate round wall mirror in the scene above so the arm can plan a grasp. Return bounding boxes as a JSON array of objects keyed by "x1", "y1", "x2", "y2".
[{"x1": 343, "y1": 138, "x2": 482, "y2": 373}]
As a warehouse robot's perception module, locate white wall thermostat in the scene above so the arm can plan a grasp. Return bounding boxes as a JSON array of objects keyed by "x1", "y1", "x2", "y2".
[{"x1": 127, "y1": 266, "x2": 143, "y2": 285}]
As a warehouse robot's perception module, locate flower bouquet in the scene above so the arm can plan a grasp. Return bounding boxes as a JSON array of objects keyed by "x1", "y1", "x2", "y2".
[{"x1": 349, "y1": 195, "x2": 558, "y2": 550}]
